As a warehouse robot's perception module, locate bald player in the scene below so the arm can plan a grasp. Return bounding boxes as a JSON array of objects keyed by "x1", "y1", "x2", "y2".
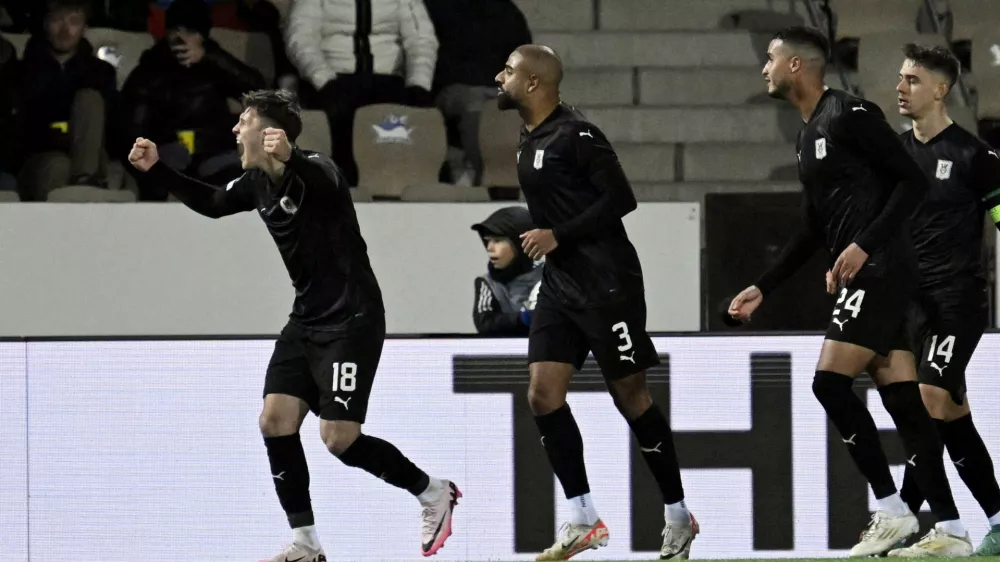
[
  {"x1": 728, "y1": 26, "x2": 969, "y2": 556},
  {"x1": 495, "y1": 45, "x2": 698, "y2": 561}
]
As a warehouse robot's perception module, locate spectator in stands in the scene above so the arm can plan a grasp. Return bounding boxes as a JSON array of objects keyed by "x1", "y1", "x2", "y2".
[
  {"x1": 425, "y1": 0, "x2": 530, "y2": 186},
  {"x1": 18, "y1": 0, "x2": 117, "y2": 201},
  {"x1": 471, "y1": 206, "x2": 543, "y2": 336},
  {"x1": 0, "y1": 30, "x2": 19, "y2": 192},
  {"x1": 122, "y1": 0, "x2": 264, "y2": 200},
  {"x1": 285, "y1": 0, "x2": 439, "y2": 186}
]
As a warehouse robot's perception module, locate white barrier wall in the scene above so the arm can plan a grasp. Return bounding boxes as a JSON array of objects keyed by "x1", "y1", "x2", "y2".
[
  {"x1": 3, "y1": 334, "x2": 1000, "y2": 561},
  {"x1": 0, "y1": 202, "x2": 700, "y2": 337}
]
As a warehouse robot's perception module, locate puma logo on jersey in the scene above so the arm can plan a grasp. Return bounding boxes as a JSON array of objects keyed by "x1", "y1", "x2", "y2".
[
  {"x1": 990, "y1": 150, "x2": 998, "y2": 159},
  {"x1": 930, "y1": 362, "x2": 947, "y2": 377},
  {"x1": 954, "y1": 457, "x2": 966, "y2": 468},
  {"x1": 579, "y1": 130, "x2": 593, "y2": 138},
  {"x1": 832, "y1": 318, "x2": 848, "y2": 330},
  {"x1": 852, "y1": 106, "x2": 867, "y2": 111},
  {"x1": 908, "y1": 455, "x2": 917, "y2": 467},
  {"x1": 639, "y1": 442, "x2": 662, "y2": 454},
  {"x1": 620, "y1": 351, "x2": 636, "y2": 364},
  {"x1": 842, "y1": 434, "x2": 856, "y2": 446},
  {"x1": 335, "y1": 396, "x2": 352, "y2": 409}
]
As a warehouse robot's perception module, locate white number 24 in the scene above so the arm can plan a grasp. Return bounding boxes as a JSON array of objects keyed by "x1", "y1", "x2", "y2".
[{"x1": 834, "y1": 288, "x2": 866, "y2": 318}]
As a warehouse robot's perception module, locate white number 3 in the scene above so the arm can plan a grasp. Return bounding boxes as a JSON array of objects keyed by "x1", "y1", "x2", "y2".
[
  {"x1": 612, "y1": 322, "x2": 633, "y2": 352},
  {"x1": 331, "y1": 362, "x2": 357, "y2": 392}
]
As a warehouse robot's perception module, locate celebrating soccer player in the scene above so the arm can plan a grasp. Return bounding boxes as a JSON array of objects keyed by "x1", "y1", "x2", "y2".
[
  {"x1": 729, "y1": 26, "x2": 969, "y2": 556},
  {"x1": 128, "y1": 89, "x2": 459, "y2": 562}
]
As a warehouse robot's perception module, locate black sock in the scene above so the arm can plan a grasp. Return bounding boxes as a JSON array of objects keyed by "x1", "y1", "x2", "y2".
[
  {"x1": 627, "y1": 403, "x2": 684, "y2": 503},
  {"x1": 534, "y1": 404, "x2": 591, "y2": 498},
  {"x1": 338, "y1": 434, "x2": 430, "y2": 496},
  {"x1": 263, "y1": 433, "x2": 315, "y2": 528},
  {"x1": 879, "y1": 382, "x2": 959, "y2": 521},
  {"x1": 812, "y1": 371, "x2": 897, "y2": 498},
  {"x1": 941, "y1": 414, "x2": 1000, "y2": 519},
  {"x1": 900, "y1": 440, "x2": 929, "y2": 516}
]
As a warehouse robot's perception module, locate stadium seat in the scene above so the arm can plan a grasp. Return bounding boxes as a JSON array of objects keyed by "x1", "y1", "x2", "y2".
[
  {"x1": 949, "y1": 0, "x2": 999, "y2": 42},
  {"x1": 0, "y1": 190, "x2": 20, "y2": 202},
  {"x1": 400, "y1": 184, "x2": 490, "y2": 202},
  {"x1": 46, "y1": 185, "x2": 137, "y2": 203},
  {"x1": 5, "y1": 32, "x2": 28, "y2": 58},
  {"x1": 640, "y1": 68, "x2": 771, "y2": 105},
  {"x1": 209, "y1": 28, "x2": 274, "y2": 87},
  {"x1": 560, "y1": 69, "x2": 634, "y2": 106},
  {"x1": 830, "y1": 0, "x2": 922, "y2": 38},
  {"x1": 534, "y1": 31, "x2": 761, "y2": 68},
  {"x1": 477, "y1": 101, "x2": 521, "y2": 188},
  {"x1": 857, "y1": 32, "x2": 947, "y2": 126},
  {"x1": 683, "y1": 143, "x2": 798, "y2": 182},
  {"x1": 353, "y1": 104, "x2": 447, "y2": 199},
  {"x1": 971, "y1": 28, "x2": 1000, "y2": 119},
  {"x1": 296, "y1": 109, "x2": 332, "y2": 156},
  {"x1": 84, "y1": 28, "x2": 155, "y2": 90},
  {"x1": 512, "y1": 0, "x2": 592, "y2": 31},
  {"x1": 617, "y1": 144, "x2": 675, "y2": 183},
  {"x1": 581, "y1": 106, "x2": 798, "y2": 144},
  {"x1": 599, "y1": 0, "x2": 799, "y2": 32}
]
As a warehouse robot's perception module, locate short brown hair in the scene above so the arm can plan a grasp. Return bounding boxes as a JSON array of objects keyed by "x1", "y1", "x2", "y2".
[
  {"x1": 903, "y1": 43, "x2": 960, "y2": 93},
  {"x1": 240, "y1": 89, "x2": 303, "y2": 142},
  {"x1": 45, "y1": 0, "x2": 91, "y2": 19}
]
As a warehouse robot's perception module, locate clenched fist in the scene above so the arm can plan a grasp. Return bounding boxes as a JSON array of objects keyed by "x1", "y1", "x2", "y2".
[
  {"x1": 728, "y1": 285, "x2": 763, "y2": 323},
  {"x1": 263, "y1": 127, "x2": 292, "y2": 163},
  {"x1": 128, "y1": 137, "x2": 159, "y2": 172}
]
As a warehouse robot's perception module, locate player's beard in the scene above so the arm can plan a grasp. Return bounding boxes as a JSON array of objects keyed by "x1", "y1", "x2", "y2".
[
  {"x1": 767, "y1": 80, "x2": 790, "y2": 100},
  {"x1": 497, "y1": 89, "x2": 519, "y2": 111}
]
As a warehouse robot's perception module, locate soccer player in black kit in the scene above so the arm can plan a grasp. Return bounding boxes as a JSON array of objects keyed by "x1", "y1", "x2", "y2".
[
  {"x1": 496, "y1": 45, "x2": 697, "y2": 561},
  {"x1": 886, "y1": 43, "x2": 1000, "y2": 557},
  {"x1": 127, "y1": 90, "x2": 460, "y2": 562},
  {"x1": 728, "y1": 27, "x2": 969, "y2": 556}
]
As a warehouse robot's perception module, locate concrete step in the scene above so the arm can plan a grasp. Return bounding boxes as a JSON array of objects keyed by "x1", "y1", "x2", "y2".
[
  {"x1": 683, "y1": 143, "x2": 799, "y2": 182},
  {"x1": 640, "y1": 68, "x2": 772, "y2": 105},
  {"x1": 600, "y1": 0, "x2": 800, "y2": 31},
  {"x1": 536, "y1": 31, "x2": 769, "y2": 68},
  {"x1": 513, "y1": 0, "x2": 593, "y2": 31},
  {"x1": 581, "y1": 106, "x2": 801, "y2": 144}
]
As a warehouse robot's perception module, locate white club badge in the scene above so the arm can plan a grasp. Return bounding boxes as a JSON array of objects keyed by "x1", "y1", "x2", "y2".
[
  {"x1": 936, "y1": 159, "x2": 953, "y2": 180},
  {"x1": 533, "y1": 149, "x2": 545, "y2": 170},
  {"x1": 815, "y1": 138, "x2": 827, "y2": 160}
]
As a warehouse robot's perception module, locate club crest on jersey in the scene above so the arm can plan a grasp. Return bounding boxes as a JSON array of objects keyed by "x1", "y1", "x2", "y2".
[
  {"x1": 279, "y1": 195, "x2": 299, "y2": 215},
  {"x1": 815, "y1": 138, "x2": 827, "y2": 160},
  {"x1": 936, "y1": 159, "x2": 953, "y2": 180},
  {"x1": 533, "y1": 150, "x2": 545, "y2": 169}
]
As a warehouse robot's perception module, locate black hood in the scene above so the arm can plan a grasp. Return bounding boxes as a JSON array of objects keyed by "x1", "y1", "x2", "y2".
[{"x1": 471, "y1": 206, "x2": 537, "y2": 282}]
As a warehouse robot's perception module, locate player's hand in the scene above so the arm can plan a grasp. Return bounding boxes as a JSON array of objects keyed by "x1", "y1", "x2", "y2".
[
  {"x1": 128, "y1": 137, "x2": 159, "y2": 171},
  {"x1": 825, "y1": 269, "x2": 837, "y2": 295},
  {"x1": 263, "y1": 127, "x2": 292, "y2": 162},
  {"x1": 728, "y1": 285, "x2": 763, "y2": 322},
  {"x1": 520, "y1": 229, "x2": 558, "y2": 260},
  {"x1": 830, "y1": 243, "x2": 868, "y2": 287}
]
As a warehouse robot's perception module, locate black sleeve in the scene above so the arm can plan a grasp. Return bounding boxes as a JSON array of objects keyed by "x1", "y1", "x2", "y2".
[
  {"x1": 836, "y1": 104, "x2": 930, "y2": 253},
  {"x1": 551, "y1": 125, "x2": 638, "y2": 243},
  {"x1": 146, "y1": 162, "x2": 256, "y2": 218},
  {"x1": 754, "y1": 197, "x2": 823, "y2": 296},
  {"x1": 284, "y1": 148, "x2": 347, "y2": 201},
  {"x1": 473, "y1": 278, "x2": 523, "y2": 335},
  {"x1": 976, "y1": 147, "x2": 1000, "y2": 229}
]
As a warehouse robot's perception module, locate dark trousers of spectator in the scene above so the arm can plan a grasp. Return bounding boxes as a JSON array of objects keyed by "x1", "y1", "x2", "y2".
[
  {"x1": 436, "y1": 84, "x2": 495, "y2": 186},
  {"x1": 320, "y1": 73, "x2": 406, "y2": 187},
  {"x1": 18, "y1": 89, "x2": 107, "y2": 201}
]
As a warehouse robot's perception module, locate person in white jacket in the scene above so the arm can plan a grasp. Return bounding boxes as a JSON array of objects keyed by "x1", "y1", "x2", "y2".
[{"x1": 285, "y1": 0, "x2": 438, "y2": 186}]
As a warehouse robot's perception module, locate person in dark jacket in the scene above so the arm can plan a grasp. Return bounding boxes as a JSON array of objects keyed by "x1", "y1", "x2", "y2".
[
  {"x1": 425, "y1": 0, "x2": 531, "y2": 185},
  {"x1": 122, "y1": 0, "x2": 265, "y2": 200},
  {"x1": 471, "y1": 206, "x2": 543, "y2": 336},
  {"x1": 17, "y1": 0, "x2": 118, "y2": 200},
  {"x1": 0, "y1": 31, "x2": 20, "y2": 192}
]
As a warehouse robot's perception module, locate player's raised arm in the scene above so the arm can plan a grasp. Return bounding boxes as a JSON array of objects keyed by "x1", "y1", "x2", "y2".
[
  {"x1": 128, "y1": 137, "x2": 255, "y2": 218},
  {"x1": 550, "y1": 125, "x2": 638, "y2": 243},
  {"x1": 838, "y1": 103, "x2": 931, "y2": 253}
]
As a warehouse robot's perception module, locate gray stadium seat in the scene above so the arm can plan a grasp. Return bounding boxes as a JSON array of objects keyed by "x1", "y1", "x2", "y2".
[
  {"x1": 581, "y1": 106, "x2": 799, "y2": 144},
  {"x1": 209, "y1": 28, "x2": 274, "y2": 87},
  {"x1": 84, "y1": 28, "x2": 155, "y2": 90},
  {"x1": 950, "y1": 0, "x2": 999, "y2": 42},
  {"x1": 512, "y1": 0, "x2": 592, "y2": 31},
  {"x1": 47, "y1": 185, "x2": 137, "y2": 203},
  {"x1": 830, "y1": 0, "x2": 922, "y2": 38},
  {"x1": 296, "y1": 110, "x2": 332, "y2": 156},
  {"x1": 683, "y1": 144, "x2": 798, "y2": 182},
  {"x1": 560, "y1": 69, "x2": 634, "y2": 106},
  {"x1": 5, "y1": 32, "x2": 28, "y2": 58},
  {"x1": 599, "y1": 0, "x2": 797, "y2": 31},
  {"x1": 353, "y1": 104, "x2": 447, "y2": 199},
  {"x1": 640, "y1": 69, "x2": 771, "y2": 105},
  {"x1": 0, "y1": 190, "x2": 20, "y2": 202},
  {"x1": 478, "y1": 101, "x2": 522, "y2": 188},
  {"x1": 971, "y1": 28, "x2": 1000, "y2": 119}
]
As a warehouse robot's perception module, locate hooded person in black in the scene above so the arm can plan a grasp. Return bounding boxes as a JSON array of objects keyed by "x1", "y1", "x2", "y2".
[{"x1": 471, "y1": 206, "x2": 543, "y2": 335}]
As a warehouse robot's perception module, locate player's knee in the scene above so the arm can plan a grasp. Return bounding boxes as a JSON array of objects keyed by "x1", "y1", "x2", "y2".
[
  {"x1": 258, "y1": 409, "x2": 299, "y2": 437},
  {"x1": 527, "y1": 383, "x2": 565, "y2": 415},
  {"x1": 920, "y1": 384, "x2": 969, "y2": 421},
  {"x1": 812, "y1": 370, "x2": 853, "y2": 407},
  {"x1": 609, "y1": 374, "x2": 652, "y2": 420},
  {"x1": 321, "y1": 422, "x2": 361, "y2": 456}
]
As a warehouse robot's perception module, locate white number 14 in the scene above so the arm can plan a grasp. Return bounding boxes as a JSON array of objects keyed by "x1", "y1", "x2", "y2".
[{"x1": 927, "y1": 335, "x2": 955, "y2": 364}]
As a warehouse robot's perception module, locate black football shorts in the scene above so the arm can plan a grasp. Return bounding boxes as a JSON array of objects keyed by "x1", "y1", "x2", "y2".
[
  {"x1": 263, "y1": 316, "x2": 385, "y2": 423},
  {"x1": 824, "y1": 274, "x2": 912, "y2": 357}
]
